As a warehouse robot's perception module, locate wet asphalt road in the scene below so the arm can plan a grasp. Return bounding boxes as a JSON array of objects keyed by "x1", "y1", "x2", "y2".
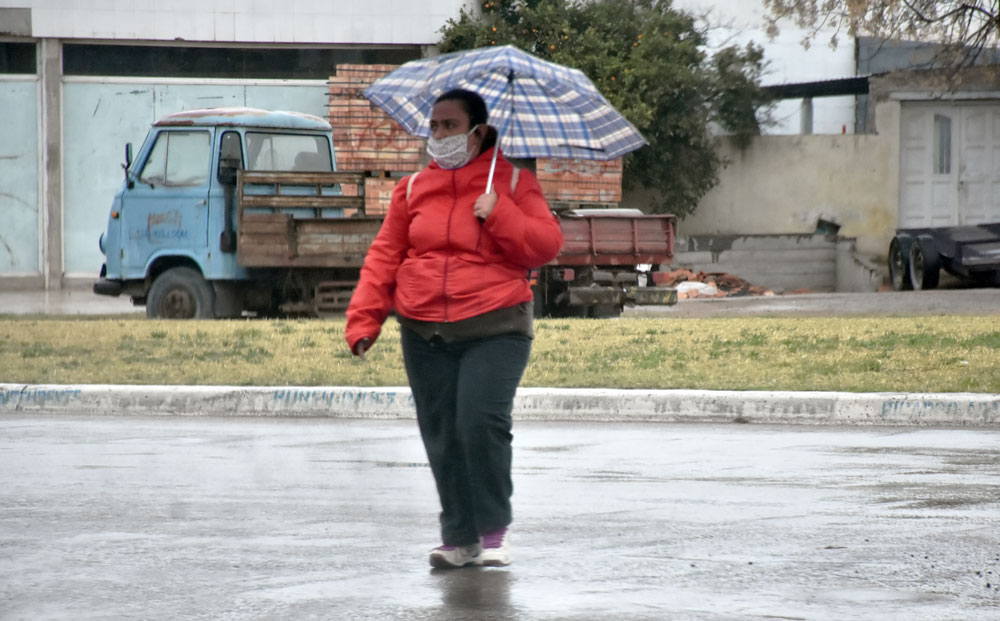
[{"x1": 1, "y1": 415, "x2": 998, "y2": 620}]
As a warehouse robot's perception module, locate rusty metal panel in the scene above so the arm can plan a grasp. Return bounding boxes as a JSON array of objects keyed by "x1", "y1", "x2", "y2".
[
  {"x1": 0, "y1": 79, "x2": 39, "y2": 274},
  {"x1": 555, "y1": 213, "x2": 675, "y2": 266}
]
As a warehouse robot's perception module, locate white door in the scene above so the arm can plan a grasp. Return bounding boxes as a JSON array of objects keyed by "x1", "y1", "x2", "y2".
[{"x1": 899, "y1": 102, "x2": 1000, "y2": 228}]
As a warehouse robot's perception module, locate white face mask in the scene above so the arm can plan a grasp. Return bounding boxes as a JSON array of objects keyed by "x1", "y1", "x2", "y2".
[{"x1": 426, "y1": 124, "x2": 480, "y2": 169}]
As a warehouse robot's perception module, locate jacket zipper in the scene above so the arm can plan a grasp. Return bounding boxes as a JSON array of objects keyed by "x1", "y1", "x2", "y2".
[{"x1": 441, "y1": 171, "x2": 457, "y2": 322}]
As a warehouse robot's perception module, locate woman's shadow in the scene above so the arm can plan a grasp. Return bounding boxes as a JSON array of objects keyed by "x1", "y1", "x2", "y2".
[{"x1": 431, "y1": 567, "x2": 516, "y2": 619}]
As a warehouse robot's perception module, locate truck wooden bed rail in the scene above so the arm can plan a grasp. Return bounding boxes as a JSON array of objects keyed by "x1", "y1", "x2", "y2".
[{"x1": 236, "y1": 170, "x2": 384, "y2": 268}]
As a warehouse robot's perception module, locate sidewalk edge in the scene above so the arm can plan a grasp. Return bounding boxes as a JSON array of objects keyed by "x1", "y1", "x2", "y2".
[{"x1": 2, "y1": 384, "x2": 998, "y2": 426}]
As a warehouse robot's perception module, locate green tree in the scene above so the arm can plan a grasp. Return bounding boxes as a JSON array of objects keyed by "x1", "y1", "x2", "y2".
[
  {"x1": 763, "y1": 0, "x2": 1000, "y2": 68},
  {"x1": 438, "y1": 0, "x2": 772, "y2": 217}
]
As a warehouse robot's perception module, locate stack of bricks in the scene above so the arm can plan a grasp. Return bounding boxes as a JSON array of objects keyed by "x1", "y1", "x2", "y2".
[
  {"x1": 534, "y1": 157, "x2": 623, "y2": 205},
  {"x1": 328, "y1": 63, "x2": 625, "y2": 210},
  {"x1": 328, "y1": 64, "x2": 424, "y2": 175},
  {"x1": 363, "y1": 177, "x2": 397, "y2": 215}
]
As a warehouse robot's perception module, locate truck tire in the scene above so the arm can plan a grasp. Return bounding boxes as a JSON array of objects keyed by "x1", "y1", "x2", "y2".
[
  {"x1": 908, "y1": 234, "x2": 941, "y2": 290},
  {"x1": 888, "y1": 235, "x2": 913, "y2": 291},
  {"x1": 146, "y1": 267, "x2": 216, "y2": 319},
  {"x1": 590, "y1": 303, "x2": 622, "y2": 318},
  {"x1": 531, "y1": 280, "x2": 547, "y2": 318}
]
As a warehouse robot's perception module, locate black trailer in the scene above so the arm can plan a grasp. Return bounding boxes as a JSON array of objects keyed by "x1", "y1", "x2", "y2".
[{"x1": 888, "y1": 223, "x2": 1000, "y2": 290}]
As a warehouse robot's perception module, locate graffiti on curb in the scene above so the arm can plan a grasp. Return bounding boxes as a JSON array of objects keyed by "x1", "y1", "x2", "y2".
[
  {"x1": 0, "y1": 387, "x2": 83, "y2": 408},
  {"x1": 881, "y1": 399, "x2": 1000, "y2": 420},
  {"x1": 272, "y1": 389, "x2": 414, "y2": 409}
]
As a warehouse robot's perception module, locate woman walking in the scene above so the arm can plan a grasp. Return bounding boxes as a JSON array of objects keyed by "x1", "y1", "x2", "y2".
[{"x1": 345, "y1": 88, "x2": 563, "y2": 569}]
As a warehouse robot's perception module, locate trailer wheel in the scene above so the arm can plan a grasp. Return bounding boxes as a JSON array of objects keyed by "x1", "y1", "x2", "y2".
[
  {"x1": 888, "y1": 235, "x2": 913, "y2": 291},
  {"x1": 146, "y1": 267, "x2": 216, "y2": 319},
  {"x1": 908, "y1": 235, "x2": 941, "y2": 290}
]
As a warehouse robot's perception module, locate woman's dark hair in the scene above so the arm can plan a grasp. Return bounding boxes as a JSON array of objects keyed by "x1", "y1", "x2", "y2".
[{"x1": 434, "y1": 88, "x2": 498, "y2": 154}]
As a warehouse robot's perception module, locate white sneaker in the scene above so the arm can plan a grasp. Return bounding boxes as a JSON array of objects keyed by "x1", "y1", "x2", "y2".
[
  {"x1": 477, "y1": 527, "x2": 511, "y2": 567},
  {"x1": 429, "y1": 543, "x2": 482, "y2": 569}
]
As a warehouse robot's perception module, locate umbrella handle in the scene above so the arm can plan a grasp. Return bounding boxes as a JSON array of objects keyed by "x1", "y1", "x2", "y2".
[
  {"x1": 485, "y1": 144, "x2": 500, "y2": 195},
  {"x1": 485, "y1": 71, "x2": 514, "y2": 196}
]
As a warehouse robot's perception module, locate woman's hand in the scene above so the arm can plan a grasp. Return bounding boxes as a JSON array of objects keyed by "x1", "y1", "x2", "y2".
[
  {"x1": 473, "y1": 191, "x2": 498, "y2": 220},
  {"x1": 352, "y1": 337, "x2": 373, "y2": 359}
]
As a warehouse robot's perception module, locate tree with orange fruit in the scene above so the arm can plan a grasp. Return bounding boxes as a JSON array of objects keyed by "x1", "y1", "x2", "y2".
[{"x1": 439, "y1": 0, "x2": 773, "y2": 218}]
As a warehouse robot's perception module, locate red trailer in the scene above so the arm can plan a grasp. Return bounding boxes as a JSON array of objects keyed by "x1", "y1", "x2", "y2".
[{"x1": 532, "y1": 209, "x2": 678, "y2": 318}]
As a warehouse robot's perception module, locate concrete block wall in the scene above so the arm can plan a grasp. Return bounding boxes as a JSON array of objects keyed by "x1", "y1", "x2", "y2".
[{"x1": 670, "y1": 234, "x2": 883, "y2": 292}]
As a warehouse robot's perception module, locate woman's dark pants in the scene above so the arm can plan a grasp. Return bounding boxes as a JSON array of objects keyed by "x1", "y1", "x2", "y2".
[{"x1": 400, "y1": 327, "x2": 531, "y2": 547}]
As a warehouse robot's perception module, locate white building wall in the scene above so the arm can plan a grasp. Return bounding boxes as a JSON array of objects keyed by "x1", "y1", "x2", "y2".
[
  {"x1": 1, "y1": 0, "x2": 474, "y2": 44},
  {"x1": 675, "y1": 0, "x2": 857, "y2": 135},
  {"x1": 626, "y1": 100, "x2": 903, "y2": 260}
]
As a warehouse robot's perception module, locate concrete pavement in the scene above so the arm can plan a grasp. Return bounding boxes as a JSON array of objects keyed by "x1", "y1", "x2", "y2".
[
  {"x1": 2, "y1": 414, "x2": 998, "y2": 620},
  {"x1": 3, "y1": 289, "x2": 999, "y2": 619}
]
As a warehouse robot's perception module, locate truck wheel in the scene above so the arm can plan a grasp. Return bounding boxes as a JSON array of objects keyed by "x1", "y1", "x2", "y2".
[
  {"x1": 146, "y1": 267, "x2": 216, "y2": 319},
  {"x1": 590, "y1": 303, "x2": 621, "y2": 318},
  {"x1": 908, "y1": 235, "x2": 941, "y2": 290},
  {"x1": 531, "y1": 280, "x2": 547, "y2": 318},
  {"x1": 888, "y1": 235, "x2": 913, "y2": 291}
]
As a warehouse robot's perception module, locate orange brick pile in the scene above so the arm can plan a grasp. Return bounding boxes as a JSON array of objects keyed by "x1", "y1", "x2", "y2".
[
  {"x1": 328, "y1": 63, "x2": 627, "y2": 211},
  {"x1": 535, "y1": 157, "x2": 623, "y2": 203},
  {"x1": 653, "y1": 268, "x2": 775, "y2": 299},
  {"x1": 327, "y1": 64, "x2": 424, "y2": 174},
  {"x1": 362, "y1": 177, "x2": 396, "y2": 215}
]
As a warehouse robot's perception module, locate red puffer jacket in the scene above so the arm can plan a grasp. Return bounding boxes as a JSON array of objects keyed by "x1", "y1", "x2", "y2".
[{"x1": 345, "y1": 147, "x2": 564, "y2": 351}]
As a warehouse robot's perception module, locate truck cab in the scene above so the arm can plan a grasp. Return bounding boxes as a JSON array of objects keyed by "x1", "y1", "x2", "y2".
[{"x1": 94, "y1": 107, "x2": 347, "y2": 318}]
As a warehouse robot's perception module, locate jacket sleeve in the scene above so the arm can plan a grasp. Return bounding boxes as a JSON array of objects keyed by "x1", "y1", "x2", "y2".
[
  {"x1": 481, "y1": 168, "x2": 564, "y2": 268},
  {"x1": 344, "y1": 177, "x2": 412, "y2": 351}
]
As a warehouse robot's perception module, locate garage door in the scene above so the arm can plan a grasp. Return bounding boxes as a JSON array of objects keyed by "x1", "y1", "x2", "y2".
[{"x1": 899, "y1": 101, "x2": 1000, "y2": 228}]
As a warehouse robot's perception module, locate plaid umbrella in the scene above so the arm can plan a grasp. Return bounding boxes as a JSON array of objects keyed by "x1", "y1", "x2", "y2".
[{"x1": 363, "y1": 45, "x2": 646, "y2": 191}]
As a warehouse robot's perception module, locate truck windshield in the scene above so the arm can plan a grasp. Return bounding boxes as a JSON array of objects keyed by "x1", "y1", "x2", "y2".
[{"x1": 245, "y1": 133, "x2": 333, "y2": 172}]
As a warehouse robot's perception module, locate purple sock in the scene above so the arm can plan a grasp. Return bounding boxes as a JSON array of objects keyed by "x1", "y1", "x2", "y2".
[{"x1": 481, "y1": 527, "x2": 507, "y2": 549}]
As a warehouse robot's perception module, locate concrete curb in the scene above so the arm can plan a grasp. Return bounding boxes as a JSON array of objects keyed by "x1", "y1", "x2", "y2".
[{"x1": 2, "y1": 383, "x2": 999, "y2": 426}]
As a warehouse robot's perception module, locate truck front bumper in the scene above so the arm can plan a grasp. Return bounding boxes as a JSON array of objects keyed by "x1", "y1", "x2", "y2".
[
  {"x1": 567, "y1": 285, "x2": 677, "y2": 307},
  {"x1": 93, "y1": 278, "x2": 123, "y2": 297}
]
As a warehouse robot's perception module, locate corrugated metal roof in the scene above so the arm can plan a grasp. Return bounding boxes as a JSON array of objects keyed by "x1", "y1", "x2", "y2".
[{"x1": 154, "y1": 107, "x2": 331, "y2": 131}]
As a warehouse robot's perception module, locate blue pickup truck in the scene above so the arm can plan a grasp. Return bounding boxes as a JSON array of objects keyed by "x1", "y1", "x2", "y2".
[
  {"x1": 93, "y1": 107, "x2": 378, "y2": 318},
  {"x1": 95, "y1": 106, "x2": 678, "y2": 319}
]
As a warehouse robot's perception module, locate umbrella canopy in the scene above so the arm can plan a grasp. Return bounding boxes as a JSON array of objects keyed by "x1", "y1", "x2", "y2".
[{"x1": 363, "y1": 45, "x2": 646, "y2": 162}]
